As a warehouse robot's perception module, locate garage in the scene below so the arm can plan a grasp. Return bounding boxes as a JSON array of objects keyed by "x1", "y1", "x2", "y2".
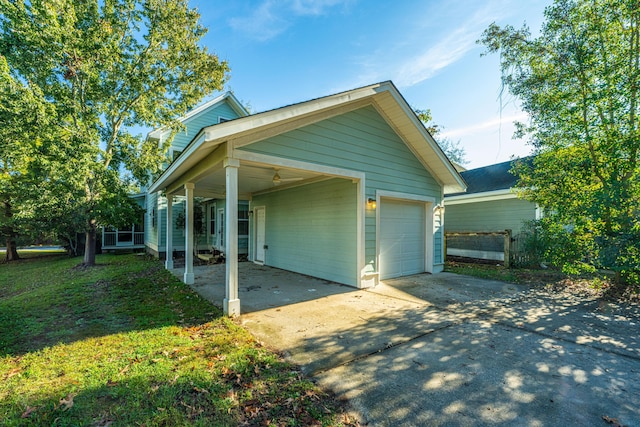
[
  {"x1": 148, "y1": 82, "x2": 465, "y2": 315},
  {"x1": 380, "y1": 198, "x2": 427, "y2": 280}
]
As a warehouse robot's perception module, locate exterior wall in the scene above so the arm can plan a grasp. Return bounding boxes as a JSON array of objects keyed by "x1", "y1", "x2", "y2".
[
  {"x1": 444, "y1": 197, "x2": 537, "y2": 235},
  {"x1": 202, "y1": 199, "x2": 249, "y2": 255},
  {"x1": 240, "y1": 105, "x2": 443, "y2": 273},
  {"x1": 170, "y1": 102, "x2": 242, "y2": 153},
  {"x1": 251, "y1": 178, "x2": 357, "y2": 286},
  {"x1": 147, "y1": 194, "x2": 248, "y2": 257}
]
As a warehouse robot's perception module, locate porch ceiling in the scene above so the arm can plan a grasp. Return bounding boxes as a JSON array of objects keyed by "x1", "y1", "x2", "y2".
[{"x1": 170, "y1": 162, "x2": 327, "y2": 198}]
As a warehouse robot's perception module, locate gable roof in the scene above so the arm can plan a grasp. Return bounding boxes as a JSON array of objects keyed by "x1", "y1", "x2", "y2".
[
  {"x1": 149, "y1": 81, "x2": 466, "y2": 195},
  {"x1": 447, "y1": 157, "x2": 533, "y2": 197},
  {"x1": 147, "y1": 92, "x2": 249, "y2": 141}
]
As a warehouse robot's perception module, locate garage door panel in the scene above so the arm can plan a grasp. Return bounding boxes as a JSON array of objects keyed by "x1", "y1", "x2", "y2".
[{"x1": 380, "y1": 199, "x2": 426, "y2": 280}]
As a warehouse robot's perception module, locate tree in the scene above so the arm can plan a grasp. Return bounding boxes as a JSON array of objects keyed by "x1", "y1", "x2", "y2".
[
  {"x1": 0, "y1": 0, "x2": 229, "y2": 265},
  {"x1": 0, "y1": 55, "x2": 52, "y2": 261},
  {"x1": 415, "y1": 108, "x2": 468, "y2": 166},
  {"x1": 480, "y1": 0, "x2": 640, "y2": 283}
]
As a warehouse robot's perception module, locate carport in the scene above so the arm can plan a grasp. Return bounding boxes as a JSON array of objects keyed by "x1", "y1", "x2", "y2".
[{"x1": 148, "y1": 81, "x2": 465, "y2": 316}]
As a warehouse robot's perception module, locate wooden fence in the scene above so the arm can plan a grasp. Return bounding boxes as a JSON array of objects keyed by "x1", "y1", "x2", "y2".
[{"x1": 445, "y1": 230, "x2": 513, "y2": 268}]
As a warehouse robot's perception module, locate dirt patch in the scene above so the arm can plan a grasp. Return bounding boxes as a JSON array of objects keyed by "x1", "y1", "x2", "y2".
[{"x1": 446, "y1": 260, "x2": 639, "y2": 306}]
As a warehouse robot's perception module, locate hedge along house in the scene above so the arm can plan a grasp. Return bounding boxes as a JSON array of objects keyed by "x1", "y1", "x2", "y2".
[{"x1": 148, "y1": 81, "x2": 466, "y2": 316}]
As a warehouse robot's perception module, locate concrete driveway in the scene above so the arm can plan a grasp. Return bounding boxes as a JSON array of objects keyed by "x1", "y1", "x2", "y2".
[{"x1": 189, "y1": 263, "x2": 640, "y2": 426}]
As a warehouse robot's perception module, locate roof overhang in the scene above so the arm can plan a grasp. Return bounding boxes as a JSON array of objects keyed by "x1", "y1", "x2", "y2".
[
  {"x1": 445, "y1": 188, "x2": 517, "y2": 205},
  {"x1": 147, "y1": 92, "x2": 249, "y2": 141},
  {"x1": 148, "y1": 81, "x2": 466, "y2": 196}
]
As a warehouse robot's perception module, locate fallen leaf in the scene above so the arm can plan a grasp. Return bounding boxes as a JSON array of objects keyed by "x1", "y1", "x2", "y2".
[
  {"x1": 6, "y1": 367, "x2": 21, "y2": 379},
  {"x1": 59, "y1": 393, "x2": 76, "y2": 411},
  {"x1": 21, "y1": 406, "x2": 36, "y2": 418}
]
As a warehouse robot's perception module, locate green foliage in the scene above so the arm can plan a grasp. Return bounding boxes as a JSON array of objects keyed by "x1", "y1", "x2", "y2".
[
  {"x1": 0, "y1": 55, "x2": 55, "y2": 259},
  {"x1": 480, "y1": 0, "x2": 640, "y2": 285},
  {"x1": 0, "y1": 254, "x2": 352, "y2": 426},
  {"x1": 0, "y1": 0, "x2": 229, "y2": 264},
  {"x1": 415, "y1": 107, "x2": 468, "y2": 165}
]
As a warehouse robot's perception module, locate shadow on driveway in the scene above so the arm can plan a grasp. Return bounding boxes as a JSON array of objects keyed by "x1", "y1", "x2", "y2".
[{"x1": 189, "y1": 264, "x2": 640, "y2": 426}]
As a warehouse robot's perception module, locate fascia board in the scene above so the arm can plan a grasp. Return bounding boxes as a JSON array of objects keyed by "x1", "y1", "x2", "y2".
[{"x1": 445, "y1": 189, "x2": 517, "y2": 205}]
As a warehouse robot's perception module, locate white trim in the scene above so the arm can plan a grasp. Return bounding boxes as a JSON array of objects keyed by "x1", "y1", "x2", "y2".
[
  {"x1": 376, "y1": 190, "x2": 437, "y2": 204},
  {"x1": 148, "y1": 82, "x2": 465, "y2": 195},
  {"x1": 252, "y1": 205, "x2": 266, "y2": 265},
  {"x1": 447, "y1": 248, "x2": 504, "y2": 262},
  {"x1": 147, "y1": 92, "x2": 249, "y2": 140},
  {"x1": 445, "y1": 189, "x2": 517, "y2": 205},
  {"x1": 235, "y1": 150, "x2": 365, "y2": 181},
  {"x1": 356, "y1": 177, "x2": 366, "y2": 288},
  {"x1": 376, "y1": 191, "x2": 437, "y2": 280}
]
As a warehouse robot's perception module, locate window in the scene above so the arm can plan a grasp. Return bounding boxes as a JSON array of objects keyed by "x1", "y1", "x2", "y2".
[
  {"x1": 151, "y1": 208, "x2": 156, "y2": 229},
  {"x1": 238, "y1": 203, "x2": 249, "y2": 236}
]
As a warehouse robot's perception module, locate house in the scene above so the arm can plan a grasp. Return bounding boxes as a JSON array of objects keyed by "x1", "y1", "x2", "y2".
[
  {"x1": 146, "y1": 81, "x2": 466, "y2": 315},
  {"x1": 444, "y1": 158, "x2": 539, "y2": 261},
  {"x1": 102, "y1": 92, "x2": 251, "y2": 254}
]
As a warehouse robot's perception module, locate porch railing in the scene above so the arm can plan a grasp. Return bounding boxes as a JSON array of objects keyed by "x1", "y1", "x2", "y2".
[{"x1": 103, "y1": 230, "x2": 145, "y2": 247}]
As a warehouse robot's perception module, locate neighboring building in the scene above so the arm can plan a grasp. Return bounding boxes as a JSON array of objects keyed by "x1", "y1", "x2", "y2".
[
  {"x1": 444, "y1": 158, "x2": 539, "y2": 261},
  {"x1": 116, "y1": 81, "x2": 466, "y2": 315}
]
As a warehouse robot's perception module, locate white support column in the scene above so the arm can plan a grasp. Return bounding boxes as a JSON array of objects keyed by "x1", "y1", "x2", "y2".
[
  {"x1": 165, "y1": 194, "x2": 174, "y2": 269},
  {"x1": 184, "y1": 183, "x2": 195, "y2": 285},
  {"x1": 224, "y1": 158, "x2": 241, "y2": 316}
]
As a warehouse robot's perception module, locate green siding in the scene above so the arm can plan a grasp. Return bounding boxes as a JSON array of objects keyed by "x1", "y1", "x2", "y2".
[
  {"x1": 445, "y1": 198, "x2": 537, "y2": 235},
  {"x1": 251, "y1": 179, "x2": 357, "y2": 286},
  {"x1": 240, "y1": 105, "x2": 443, "y2": 271},
  {"x1": 170, "y1": 102, "x2": 242, "y2": 152}
]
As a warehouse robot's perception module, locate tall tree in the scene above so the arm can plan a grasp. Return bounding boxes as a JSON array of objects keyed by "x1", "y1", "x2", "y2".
[
  {"x1": 415, "y1": 108, "x2": 468, "y2": 166},
  {"x1": 480, "y1": 0, "x2": 640, "y2": 283},
  {"x1": 0, "y1": 0, "x2": 229, "y2": 265},
  {"x1": 0, "y1": 55, "x2": 52, "y2": 261}
]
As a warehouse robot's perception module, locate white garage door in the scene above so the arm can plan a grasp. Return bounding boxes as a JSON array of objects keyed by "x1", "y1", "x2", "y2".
[{"x1": 380, "y1": 199, "x2": 426, "y2": 279}]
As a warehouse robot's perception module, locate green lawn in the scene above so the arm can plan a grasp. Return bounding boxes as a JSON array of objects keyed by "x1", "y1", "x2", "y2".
[{"x1": 0, "y1": 254, "x2": 354, "y2": 426}]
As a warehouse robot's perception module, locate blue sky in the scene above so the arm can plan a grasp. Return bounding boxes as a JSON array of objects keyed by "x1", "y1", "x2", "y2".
[{"x1": 190, "y1": 0, "x2": 551, "y2": 169}]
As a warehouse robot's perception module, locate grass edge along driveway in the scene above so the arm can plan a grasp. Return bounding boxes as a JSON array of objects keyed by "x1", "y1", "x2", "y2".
[{"x1": 0, "y1": 253, "x2": 357, "y2": 426}]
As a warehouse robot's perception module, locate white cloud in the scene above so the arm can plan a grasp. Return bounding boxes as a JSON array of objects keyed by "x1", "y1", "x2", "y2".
[
  {"x1": 291, "y1": 0, "x2": 352, "y2": 15},
  {"x1": 351, "y1": 1, "x2": 509, "y2": 88},
  {"x1": 229, "y1": 0, "x2": 352, "y2": 42},
  {"x1": 439, "y1": 112, "x2": 528, "y2": 139},
  {"x1": 228, "y1": 1, "x2": 290, "y2": 42},
  {"x1": 395, "y1": 26, "x2": 478, "y2": 87}
]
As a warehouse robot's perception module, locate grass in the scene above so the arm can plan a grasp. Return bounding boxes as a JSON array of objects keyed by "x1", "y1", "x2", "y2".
[{"x1": 0, "y1": 253, "x2": 355, "y2": 426}]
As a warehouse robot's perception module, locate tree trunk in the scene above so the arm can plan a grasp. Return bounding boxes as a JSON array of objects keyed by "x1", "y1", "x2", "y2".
[
  {"x1": 83, "y1": 219, "x2": 97, "y2": 266},
  {"x1": 3, "y1": 199, "x2": 19, "y2": 261},
  {"x1": 5, "y1": 237, "x2": 19, "y2": 261}
]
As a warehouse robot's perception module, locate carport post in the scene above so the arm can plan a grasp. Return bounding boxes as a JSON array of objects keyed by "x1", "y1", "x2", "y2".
[
  {"x1": 183, "y1": 183, "x2": 195, "y2": 285},
  {"x1": 165, "y1": 194, "x2": 173, "y2": 269},
  {"x1": 224, "y1": 158, "x2": 241, "y2": 316}
]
